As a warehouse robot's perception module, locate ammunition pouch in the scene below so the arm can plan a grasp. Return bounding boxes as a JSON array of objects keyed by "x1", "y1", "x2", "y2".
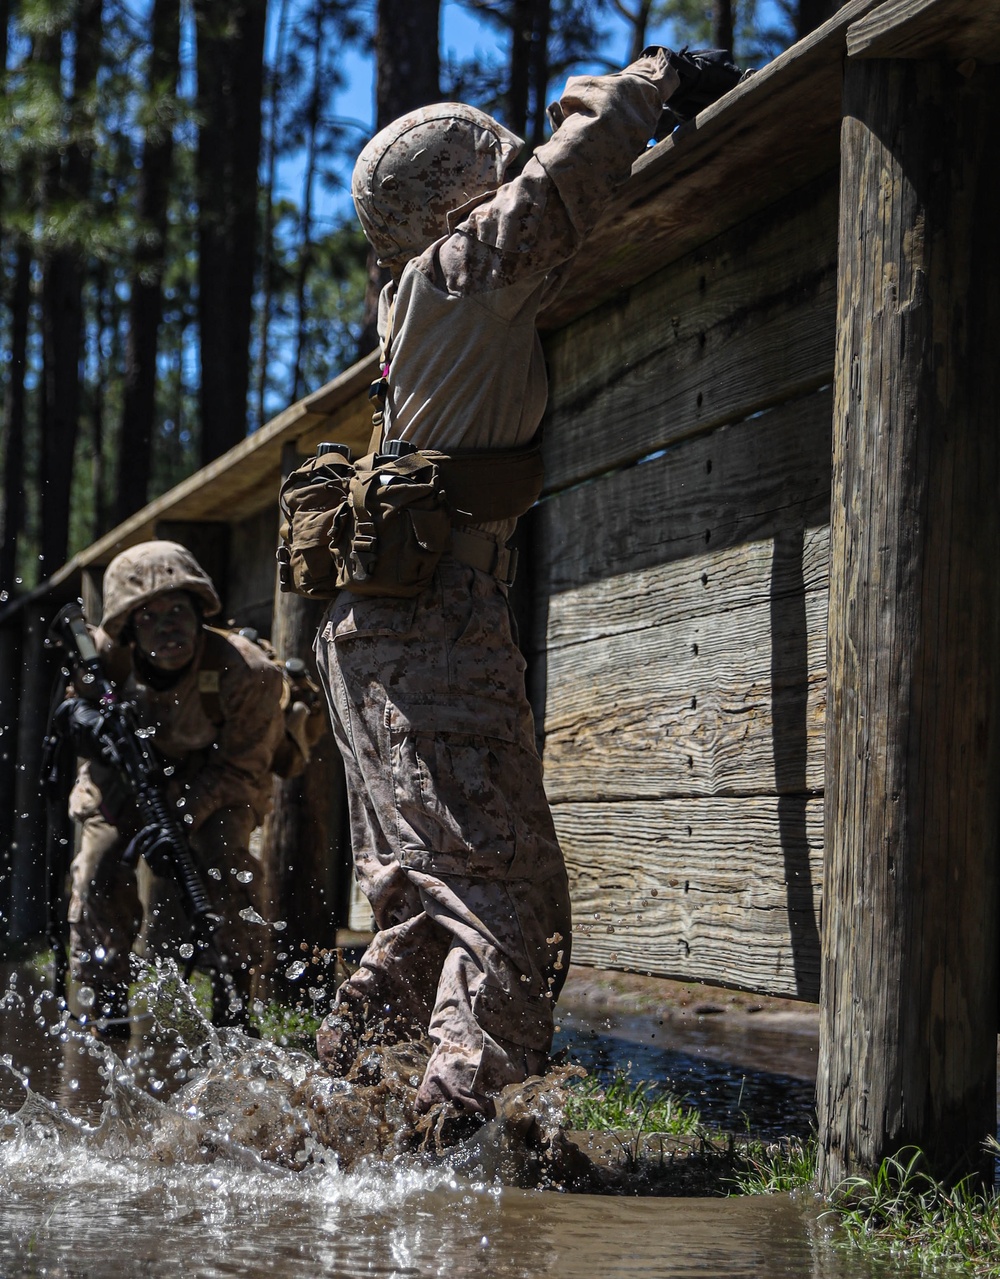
[{"x1": 277, "y1": 437, "x2": 544, "y2": 600}]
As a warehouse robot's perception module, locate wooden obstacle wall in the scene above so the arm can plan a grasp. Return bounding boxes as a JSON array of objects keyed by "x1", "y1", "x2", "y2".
[{"x1": 527, "y1": 172, "x2": 839, "y2": 1001}]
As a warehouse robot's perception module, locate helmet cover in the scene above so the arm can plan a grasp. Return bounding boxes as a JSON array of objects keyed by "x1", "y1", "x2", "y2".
[
  {"x1": 352, "y1": 103, "x2": 524, "y2": 268},
  {"x1": 101, "y1": 540, "x2": 221, "y2": 640}
]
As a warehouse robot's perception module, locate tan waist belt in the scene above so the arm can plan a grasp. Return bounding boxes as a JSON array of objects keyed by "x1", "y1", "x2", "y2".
[{"x1": 448, "y1": 527, "x2": 518, "y2": 586}]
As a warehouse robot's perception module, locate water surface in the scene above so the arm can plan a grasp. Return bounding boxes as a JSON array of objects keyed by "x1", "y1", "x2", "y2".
[{"x1": 0, "y1": 963, "x2": 935, "y2": 1279}]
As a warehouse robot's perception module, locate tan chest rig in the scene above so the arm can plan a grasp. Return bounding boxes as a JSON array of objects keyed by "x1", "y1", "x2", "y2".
[{"x1": 276, "y1": 306, "x2": 544, "y2": 600}]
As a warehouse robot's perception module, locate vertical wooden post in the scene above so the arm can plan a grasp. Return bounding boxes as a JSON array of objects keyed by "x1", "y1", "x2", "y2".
[
  {"x1": 80, "y1": 568, "x2": 103, "y2": 625},
  {"x1": 259, "y1": 443, "x2": 349, "y2": 994},
  {"x1": 818, "y1": 57, "x2": 1000, "y2": 1189}
]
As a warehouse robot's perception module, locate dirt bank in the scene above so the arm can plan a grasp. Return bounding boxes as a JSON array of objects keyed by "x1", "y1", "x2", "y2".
[{"x1": 558, "y1": 965, "x2": 820, "y2": 1032}]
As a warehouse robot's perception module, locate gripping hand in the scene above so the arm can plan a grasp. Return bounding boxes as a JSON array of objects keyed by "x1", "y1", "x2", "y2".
[
  {"x1": 653, "y1": 47, "x2": 752, "y2": 138},
  {"x1": 52, "y1": 698, "x2": 113, "y2": 763}
]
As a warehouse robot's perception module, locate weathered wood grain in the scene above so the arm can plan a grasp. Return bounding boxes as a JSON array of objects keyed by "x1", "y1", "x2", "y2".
[
  {"x1": 224, "y1": 506, "x2": 284, "y2": 632},
  {"x1": 538, "y1": 578, "x2": 827, "y2": 801},
  {"x1": 847, "y1": 0, "x2": 1000, "y2": 61},
  {"x1": 534, "y1": 525, "x2": 829, "y2": 654},
  {"x1": 818, "y1": 58, "x2": 1000, "y2": 1189},
  {"x1": 555, "y1": 796, "x2": 823, "y2": 998},
  {"x1": 532, "y1": 390, "x2": 832, "y2": 605},
  {"x1": 541, "y1": 178, "x2": 837, "y2": 491}
]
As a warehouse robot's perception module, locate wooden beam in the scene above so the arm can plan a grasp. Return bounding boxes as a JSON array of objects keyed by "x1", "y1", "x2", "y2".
[
  {"x1": 818, "y1": 58, "x2": 1000, "y2": 1189},
  {"x1": 45, "y1": 354, "x2": 379, "y2": 584},
  {"x1": 847, "y1": 0, "x2": 1000, "y2": 61},
  {"x1": 538, "y1": 0, "x2": 883, "y2": 331},
  {"x1": 258, "y1": 443, "x2": 350, "y2": 985}
]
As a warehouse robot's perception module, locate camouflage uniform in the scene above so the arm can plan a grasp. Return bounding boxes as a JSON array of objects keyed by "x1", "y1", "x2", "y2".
[
  {"x1": 317, "y1": 51, "x2": 679, "y2": 1113},
  {"x1": 67, "y1": 542, "x2": 285, "y2": 1022}
]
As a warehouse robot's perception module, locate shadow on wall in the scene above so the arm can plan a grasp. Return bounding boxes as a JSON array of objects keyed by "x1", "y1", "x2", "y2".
[{"x1": 523, "y1": 389, "x2": 830, "y2": 1000}]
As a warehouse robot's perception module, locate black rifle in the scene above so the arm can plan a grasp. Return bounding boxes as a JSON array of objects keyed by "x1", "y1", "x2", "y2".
[{"x1": 46, "y1": 602, "x2": 227, "y2": 989}]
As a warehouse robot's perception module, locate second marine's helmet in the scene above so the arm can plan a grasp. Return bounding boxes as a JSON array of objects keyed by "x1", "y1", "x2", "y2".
[
  {"x1": 101, "y1": 540, "x2": 222, "y2": 641},
  {"x1": 351, "y1": 103, "x2": 524, "y2": 270}
]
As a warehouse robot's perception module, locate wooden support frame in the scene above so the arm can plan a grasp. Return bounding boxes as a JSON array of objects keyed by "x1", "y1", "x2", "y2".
[{"x1": 818, "y1": 50, "x2": 1000, "y2": 1188}]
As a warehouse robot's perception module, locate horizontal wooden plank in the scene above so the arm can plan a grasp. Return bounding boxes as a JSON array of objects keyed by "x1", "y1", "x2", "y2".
[
  {"x1": 535, "y1": 519, "x2": 829, "y2": 652},
  {"x1": 556, "y1": 796, "x2": 823, "y2": 1000},
  {"x1": 541, "y1": 177, "x2": 838, "y2": 492},
  {"x1": 538, "y1": 0, "x2": 880, "y2": 331},
  {"x1": 532, "y1": 389, "x2": 832, "y2": 606},
  {"x1": 847, "y1": 0, "x2": 1000, "y2": 60},
  {"x1": 538, "y1": 576, "x2": 828, "y2": 801}
]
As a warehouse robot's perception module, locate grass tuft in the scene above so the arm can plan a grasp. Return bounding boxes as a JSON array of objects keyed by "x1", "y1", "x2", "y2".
[
  {"x1": 827, "y1": 1146, "x2": 1000, "y2": 1277},
  {"x1": 563, "y1": 1069, "x2": 702, "y2": 1136},
  {"x1": 252, "y1": 1001, "x2": 321, "y2": 1052},
  {"x1": 726, "y1": 1135, "x2": 817, "y2": 1194}
]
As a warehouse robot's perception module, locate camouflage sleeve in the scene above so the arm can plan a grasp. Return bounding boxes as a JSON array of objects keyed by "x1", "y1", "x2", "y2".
[
  {"x1": 180, "y1": 648, "x2": 285, "y2": 830},
  {"x1": 434, "y1": 49, "x2": 679, "y2": 298}
]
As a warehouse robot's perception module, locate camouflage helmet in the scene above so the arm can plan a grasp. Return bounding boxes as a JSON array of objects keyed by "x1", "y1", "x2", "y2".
[
  {"x1": 351, "y1": 103, "x2": 524, "y2": 269},
  {"x1": 101, "y1": 540, "x2": 221, "y2": 641}
]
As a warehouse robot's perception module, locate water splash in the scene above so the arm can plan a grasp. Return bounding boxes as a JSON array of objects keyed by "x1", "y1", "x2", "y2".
[{"x1": 1, "y1": 960, "x2": 598, "y2": 1196}]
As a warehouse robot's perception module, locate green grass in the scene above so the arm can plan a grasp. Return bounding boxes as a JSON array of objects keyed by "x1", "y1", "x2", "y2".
[
  {"x1": 726, "y1": 1135, "x2": 817, "y2": 1194},
  {"x1": 563, "y1": 1070, "x2": 703, "y2": 1136},
  {"x1": 251, "y1": 1001, "x2": 321, "y2": 1052},
  {"x1": 827, "y1": 1147, "x2": 1000, "y2": 1277}
]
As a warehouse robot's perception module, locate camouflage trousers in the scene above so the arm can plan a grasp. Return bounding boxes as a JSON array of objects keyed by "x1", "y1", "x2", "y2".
[
  {"x1": 314, "y1": 556, "x2": 572, "y2": 1115},
  {"x1": 67, "y1": 761, "x2": 267, "y2": 1020}
]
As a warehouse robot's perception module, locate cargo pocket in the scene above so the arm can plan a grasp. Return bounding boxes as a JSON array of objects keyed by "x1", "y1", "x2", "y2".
[
  {"x1": 386, "y1": 695, "x2": 530, "y2": 880},
  {"x1": 324, "y1": 590, "x2": 422, "y2": 642},
  {"x1": 474, "y1": 977, "x2": 554, "y2": 1054}
]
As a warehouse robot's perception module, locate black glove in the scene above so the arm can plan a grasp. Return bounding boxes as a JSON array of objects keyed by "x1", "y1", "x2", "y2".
[
  {"x1": 52, "y1": 698, "x2": 112, "y2": 763},
  {"x1": 654, "y1": 46, "x2": 751, "y2": 137},
  {"x1": 122, "y1": 822, "x2": 174, "y2": 874}
]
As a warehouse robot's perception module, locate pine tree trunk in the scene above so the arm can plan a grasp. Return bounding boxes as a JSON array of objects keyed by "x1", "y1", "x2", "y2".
[
  {"x1": 116, "y1": 0, "x2": 180, "y2": 524},
  {"x1": 38, "y1": 0, "x2": 102, "y2": 576},
  {"x1": 195, "y1": 0, "x2": 267, "y2": 464},
  {"x1": 796, "y1": 0, "x2": 841, "y2": 39},
  {"x1": 357, "y1": 0, "x2": 440, "y2": 356},
  {"x1": 712, "y1": 0, "x2": 734, "y2": 53},
  {"x1": 0, "y1": 231, "x2": 30, "y2": 594},
  {"x1": 290, "y1": 1, "x2": 323, "y2": 404},
  {"x1": 256, "y1": 0, "x2": 291, "y2": 426}
]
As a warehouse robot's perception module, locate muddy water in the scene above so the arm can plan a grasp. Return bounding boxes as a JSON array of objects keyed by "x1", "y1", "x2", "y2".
[
  {"x1": 0, "y1": 964, "x2": 933, "y2": 1279},
  {"x1": 552, "y1": 1002, "x2": 818, "y2": 1140}
]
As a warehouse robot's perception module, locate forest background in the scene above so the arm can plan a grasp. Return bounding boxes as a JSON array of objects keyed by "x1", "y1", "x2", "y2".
[{"x1": 0, "y1": 0, "x2": 839, "y2": 598}]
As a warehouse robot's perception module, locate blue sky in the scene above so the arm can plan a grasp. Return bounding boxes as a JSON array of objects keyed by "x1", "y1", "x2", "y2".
[{"x1": 283, "y1": 0, "x2": 789, "y2": 234}]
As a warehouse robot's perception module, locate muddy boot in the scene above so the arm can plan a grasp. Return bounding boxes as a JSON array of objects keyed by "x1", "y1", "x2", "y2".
[{"x1": 413, "y1": 1100, "x2": 487, "y2": 1153}]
